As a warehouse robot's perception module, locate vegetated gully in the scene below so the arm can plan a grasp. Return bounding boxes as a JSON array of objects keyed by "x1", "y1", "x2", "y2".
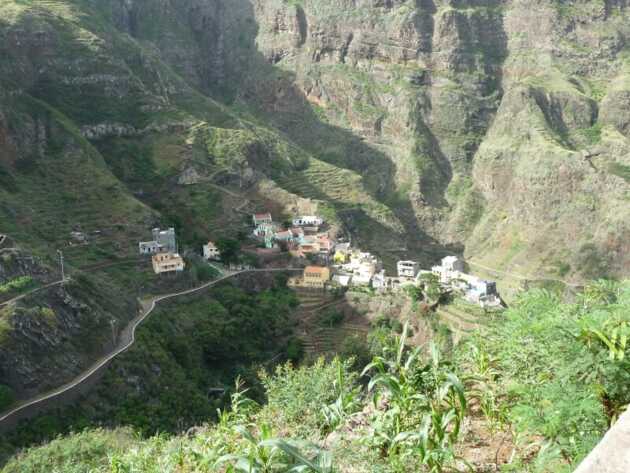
[{"x1": 0, "y1": 267, "x2": 302, "y2": 433}]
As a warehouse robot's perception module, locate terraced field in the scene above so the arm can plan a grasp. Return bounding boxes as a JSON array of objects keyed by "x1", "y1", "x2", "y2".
[
  {"x1": 294, "y1": 290, "x2": 370, "y2": 358},
  {"x1": 275, "y1": 158, "x2": 404, "y2": 233},
  {"x1": 2, "y1": 151, "x2": 152, "y2": 261},
  {"x1": 436, "y1": 301, "x2": 497, "y2": 344}
]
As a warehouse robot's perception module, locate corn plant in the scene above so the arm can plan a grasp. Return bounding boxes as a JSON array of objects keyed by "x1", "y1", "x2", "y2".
[
  {"x1": 465, "y1": 340, "x2": 508, "y2": 432},
  {"x1": 579, "y1": 317, "x2": 630, "y2": 361},
  {"x1": 216, "y1": 424, "x2": 334, "y2": 472},
  {"x1": 321, "y1": 358, "x2": 361, "y2": 432},
  {"x1": 361, "y1": 323, "x2": 468, "y2": 472}
]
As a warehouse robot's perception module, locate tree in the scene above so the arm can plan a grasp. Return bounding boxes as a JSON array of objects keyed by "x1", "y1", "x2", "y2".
[
  {"x1": 419, "y1": 273, "x2": 442, "y2": 302},
  {"x1": 216, "y1": 238, "x2": 241, "y2": 264},
  {"x1": 286, "y1": 338, "x2": 304, "y2": 362},
  {"x1": 0, "y1": 384, "x2": 15, "y2": 411}
]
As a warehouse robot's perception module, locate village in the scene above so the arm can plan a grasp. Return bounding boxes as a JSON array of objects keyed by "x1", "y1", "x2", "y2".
[{"x1": 136, "y1": 211, "x2": 502, "y2": 309}]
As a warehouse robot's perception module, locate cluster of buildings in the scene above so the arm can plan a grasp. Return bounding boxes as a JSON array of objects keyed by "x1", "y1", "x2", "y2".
[
  {"x1": 251, "y1": 213, "x2": 335, "y2": 261},
  {"x1": 138, "y1": 228, "x2": 185, "y2": 274},
  {"x1": 332, "y1": 247, "x2": 382, "y2": 287},
  {"x1": 289, "y1": 247, "x2": 501, "y2": 308},
  {"x1": 135, "y1": 218, "x2": 500, "y2": 307},
  {"x1": 431, "y1": 256, "x2": 500, "y2": 307}
]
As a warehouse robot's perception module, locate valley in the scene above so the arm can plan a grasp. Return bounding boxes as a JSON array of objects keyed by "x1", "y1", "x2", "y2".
[{"x1": 0, "y1": 0, "x2": 630, "y2": 471}]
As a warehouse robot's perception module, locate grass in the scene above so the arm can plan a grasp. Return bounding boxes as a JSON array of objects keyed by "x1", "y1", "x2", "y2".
[
  {"x1": 608, "y1": 162, "x2": 630, "y2": 183},
  {"x1": 275, "y1": 157, "x2": 404, "y2": 233},
  {"x1": 578, "y1": 123, "x2": 603, "y2": 145},
  {"x1": 0, "y1": 276, "x2": 34, "y2": 295}
]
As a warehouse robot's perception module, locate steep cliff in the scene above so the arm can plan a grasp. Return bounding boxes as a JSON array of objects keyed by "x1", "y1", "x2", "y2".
[
  {"x1": 243, "y1": 0, "x2": 630, "y2": 279},
  {"x1": 93, "y1": 0, "x2": 630, "y2": 279},
  {"x1": 1, "y1": 0, "x2": 630, "y2": 407}
]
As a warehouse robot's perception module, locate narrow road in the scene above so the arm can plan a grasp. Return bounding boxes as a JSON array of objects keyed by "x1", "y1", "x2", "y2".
[
  {"x1": 0, "y1": 279, "x2": 69, "y2": 308},
  {"x1": 0, "y1": 267, "x2": 302, "y2": 428},
  {"x1": 467, "y1": 260, "x2": 583, "y2": 288}
]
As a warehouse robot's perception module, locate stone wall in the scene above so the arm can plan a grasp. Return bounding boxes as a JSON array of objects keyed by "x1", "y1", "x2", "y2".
[{"x1": 574, "y1": 407, "x2": 630, "y2": 473}]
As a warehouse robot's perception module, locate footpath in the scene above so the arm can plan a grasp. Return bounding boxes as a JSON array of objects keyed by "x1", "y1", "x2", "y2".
[{"x1": 0, "y1": 267, "x2": 301, "y2": 432}]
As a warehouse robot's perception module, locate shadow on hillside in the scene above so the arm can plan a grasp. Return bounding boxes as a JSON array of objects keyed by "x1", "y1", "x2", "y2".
[{"x1": 202, "y1": 0, "x2": 466, "y2": 261}]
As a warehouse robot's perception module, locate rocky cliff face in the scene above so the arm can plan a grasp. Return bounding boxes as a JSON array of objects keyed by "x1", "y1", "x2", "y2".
[
  {"x1": 4, "y1": 0, "x2": 626, "y2": 279},
  {"x1": 1, "y1": 0, "x2": 630, "y2": 405},
  {"x1": 241, "y1": 0, "x2": 630, "y2": 279}
]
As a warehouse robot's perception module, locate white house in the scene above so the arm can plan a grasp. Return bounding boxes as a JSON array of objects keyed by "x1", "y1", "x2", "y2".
[
  {"x1": 443, "y1": 256, "x2": 464, "y2": 272},
  {"x1": 252, "y1": 213, "x2": 273, "y2": 226},
  {"x1": 253, "y1": 223, "x2": 278, "y2": 238},
  {"x1": 292, "y1": 216, "x2": 323, "y2": 227},
  {"x1": 139, "y1": 241, "x2": 162, "y2": 255},
  {"x1": 457, "y1": 273, "x2": 498, "y2": 304},
  {"x1": 203, "y1": 241, "x2": 221, "y2": 260},
  {"x1": 332, "y1": 274, "x2": 352, "y2": 287},
  {"x1": 397, "y1": 260, "x2": 420, "y2": 278},
  {"x1": 432, "y1": 256, "x2": 465, "y2": 283},
  {"x1": 339, "y1": 251, "x2": 381, "y2": 285},
  {"x1": 372, "y1": 270, "x2": 388, "y2": 290}
]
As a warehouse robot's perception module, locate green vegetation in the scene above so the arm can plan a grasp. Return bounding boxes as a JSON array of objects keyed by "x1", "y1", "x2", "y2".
[
  {"x1": 2, "y1": 326, "x2": 467, "y2": 473},
  {"x1": 579, "y1": 123, "x2": 603, "y2": 145},
  {"x1": 317, "y1": 308, "x2": 344, "y2": 327},
  {"x1": 0, "y1": 385, "x2": 15, "y2": 412},
  {"x1": 577, "y1": 243, "x2": 610, "y2": 279},
  {"x1": 96, "y1": 139, "x2": 159, "y2": 184},
  {"x1": 216, "y1": 238, "x2": 241, "y2": 265},
  {"x1": 0, "y1": 276, "x2": 34, "y2": 295},
  {"x1": 458, "y1": 280, "x2": 630, "y2": 470},
  {"x1": 3, "y1": 0, "x2": 630, "y2": 470},
  {"x1": 361, "y1": 325, "x2": 467, "y2": 472},
  {"x1": 4, "y1": 282, "x2": 630, "y2": 471},
  {"x1": 608, "y1": 162, "x2": 630, "y2": 184},
  {"x1": 0, "y1": 283, "x2": 299, "y2": 460}
]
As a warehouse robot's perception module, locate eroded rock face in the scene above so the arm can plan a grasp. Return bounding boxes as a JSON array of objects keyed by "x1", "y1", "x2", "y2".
[
  {"x1": 242, "y1": 0, "x2": 630, "y2": 280},
  {"x1": 0, "y1": 284, "x2": 124, "y2": 398},
  {"x1": 0, "y1": 247, "x2": 136, "y2": 398},
  {"x1": 4, "y1": 0, "x2": 630, "y2": 284}
]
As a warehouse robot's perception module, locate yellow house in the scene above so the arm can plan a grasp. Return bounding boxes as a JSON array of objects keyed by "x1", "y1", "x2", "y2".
[
  {"x1": 334, "y1": 250, "x2": 348, "y2": 264},
  {"x1": 152, "y1": 252, "x2": 185, "y2": 274},
  {"x1": 288, "y1": 266, "x2": 331, "y2": 289},
  {"x1": 303, "y1": 266, "x2": 331, "y2": 288},
  {"x1": 333, "y1": 243, "x2": 351, "y2": 264}
]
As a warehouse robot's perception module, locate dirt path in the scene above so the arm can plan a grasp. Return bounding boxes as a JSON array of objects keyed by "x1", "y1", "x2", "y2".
[
  {"x1": 467, "y1": 260, "x2": 583, "y2": 289},
  {"x1": 0, "y1": 279, "x2": 69, "y2": 308},
  {"x1": 0, "y1": 267, "x2": 301, "y2": 429}
]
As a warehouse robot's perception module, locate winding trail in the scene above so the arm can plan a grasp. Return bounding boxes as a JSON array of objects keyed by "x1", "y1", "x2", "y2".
[
  {"x1": 0, "y1": 279, "x2": 69, "y2": 308},
  {"x1": 0, "y1": 267, "x2": 302, "y2": 429},
  {"x1": 467, "y1": 260, "x2": 584, "y2": 289}
]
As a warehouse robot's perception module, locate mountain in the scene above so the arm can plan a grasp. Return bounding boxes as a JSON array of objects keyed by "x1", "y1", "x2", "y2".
[
  {"x1": 3, "y1": 1, "x2": 630, "y2": 284},
  {"x1": 1, "y1": 0, "x2": 630, "y2": 469}
]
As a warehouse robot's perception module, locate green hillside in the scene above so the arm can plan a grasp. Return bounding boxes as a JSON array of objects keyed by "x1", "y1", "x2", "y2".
[
  {"x1": 1, "y1": 0, "x2": 630, "y2": 471},
  {"x1": 3, "y1": 281, "x2": 630, "y2": 473}
]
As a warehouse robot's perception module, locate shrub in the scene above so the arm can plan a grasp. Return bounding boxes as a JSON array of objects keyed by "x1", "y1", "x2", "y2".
[
  {"x1": 286, "y1": 337, "x2": 304, "y2": 362},
  {"x1": 460, "y1": 282, "x2": 630, "y2": 465},
  {"x1": 0, "y1": 276, "x2": 34, "y2": 294},
  {"x1": 317, "y1": 309, "x2": 344, "y2": 327},
  {"x1": 0, "y1": 384, "x2": 15, "y2": 411},
  {"x1": 258, "y1": 358, "x2": 356, "y2": 437}
]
